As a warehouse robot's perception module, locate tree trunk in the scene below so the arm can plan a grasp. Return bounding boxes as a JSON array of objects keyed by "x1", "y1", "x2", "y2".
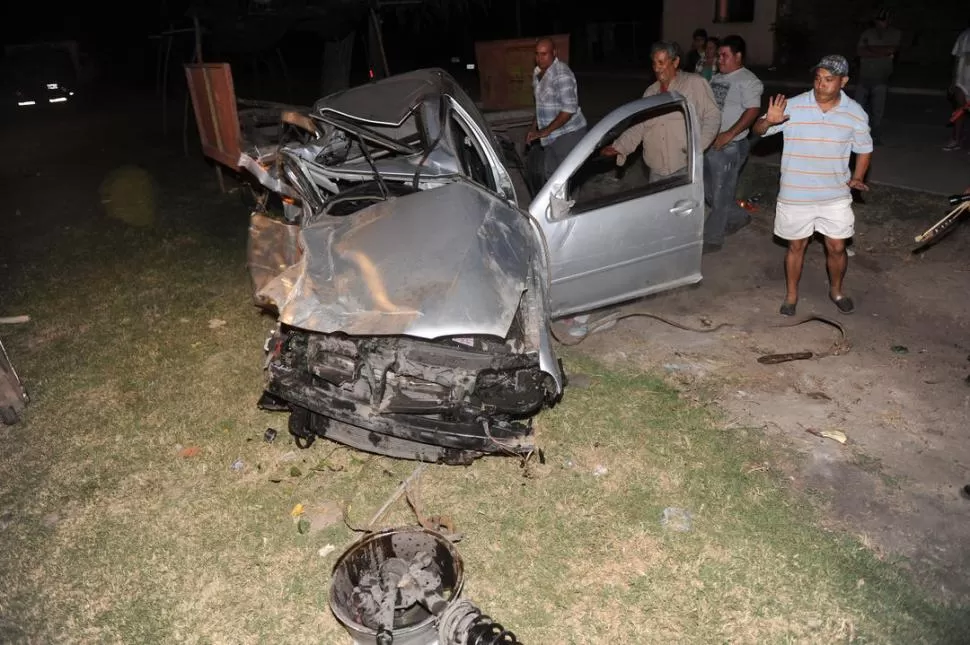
[{"x1": 321, "y1": 30, "x2": 356, "y2": 96}]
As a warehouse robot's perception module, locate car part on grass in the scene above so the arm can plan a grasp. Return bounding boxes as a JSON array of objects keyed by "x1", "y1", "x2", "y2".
[
  {"x1": 554, "y1": 308, "x2": 849, "y2": 366},
  {"x1": 0, "y1": 338, "x2": 29, "y2": 425},
  {"x1": 804, "y1": 427, "x2": 848, "y2": 444},
  {"x1": 436, "y1": 600, "x2": 521, "y2": 645},
  {"x1": 757, "y1": 351, "x2": 813, "y2": 365},
  {"x1": 757, "y1": 315, "x2": 850, "y2": 363},
  {"x1": 550, "y1": 309, "x2": 732, "y2": 346},
  {"x1": 913, "y1": 193, "x2": 970, "y2": 249},
  {"x1": 330, "y1": 526, "x2": 519, "y2": 645},
  {"x1": 0, "y1": 316, "x2": 30, "y2": 425}
]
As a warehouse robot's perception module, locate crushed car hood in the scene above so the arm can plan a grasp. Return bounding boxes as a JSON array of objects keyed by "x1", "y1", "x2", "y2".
[{"x1": 257, "y1": 181, "x2": 536, "y2": 339}]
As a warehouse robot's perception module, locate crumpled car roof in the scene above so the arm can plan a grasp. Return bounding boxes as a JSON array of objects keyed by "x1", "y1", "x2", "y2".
[
  {"x1": 313, "y1": 68, "x2": 450, "y2": 127},
  {"x1": 256, "y1": 180, "x2": 535, "y2": 340}
]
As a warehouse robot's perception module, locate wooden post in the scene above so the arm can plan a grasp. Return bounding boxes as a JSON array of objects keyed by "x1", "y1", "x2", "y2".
[
  {"x1": 162, "y1": 33, "x2": 173, "y2": 134},
  {"x1": 189, "y1": 16, "x2": 225, "y2": 193},
  {"x1": 369, "y1": 5, "x2": 390, "y2": 78}
]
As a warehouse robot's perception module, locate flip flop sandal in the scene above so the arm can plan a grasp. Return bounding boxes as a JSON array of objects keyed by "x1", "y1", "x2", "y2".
[
  {"x1": 831, "y1": 295, "x2": 855, "y2": 314},
  {"x1": 779, "y1": 301, "x2": 797, "y2": 316}
]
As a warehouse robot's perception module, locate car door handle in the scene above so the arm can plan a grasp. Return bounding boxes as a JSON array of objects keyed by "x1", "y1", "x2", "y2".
[{"x1": 669, "y1": 199, "x2": 698, "y2": 216}]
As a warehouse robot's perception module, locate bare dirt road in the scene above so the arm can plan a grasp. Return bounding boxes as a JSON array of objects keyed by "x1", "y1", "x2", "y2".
[{"x1": 556, "y1": 161, "x2": 970, "y2": 600}]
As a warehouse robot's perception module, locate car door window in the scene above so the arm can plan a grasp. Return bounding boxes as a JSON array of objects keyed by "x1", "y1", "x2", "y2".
[
  {"x1": 448, "y1": 114, "x2": 496, "y2": 191},
  {"x1": 566, "y1": 103, "x2": 691, "y2": 214}
]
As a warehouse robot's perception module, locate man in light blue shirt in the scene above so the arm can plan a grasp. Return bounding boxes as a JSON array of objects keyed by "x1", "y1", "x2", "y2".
[
  {"x1": 526, "y1": 38, "x2": 587, "y2": 187},
  {"x1": 752, "y1": 55, "x2": 873, "y2": 317}
]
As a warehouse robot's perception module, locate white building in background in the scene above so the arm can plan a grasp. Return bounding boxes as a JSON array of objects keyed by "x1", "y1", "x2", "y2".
[{"x1": 663, "y1": 0, "x2": 779, "y2": 67}]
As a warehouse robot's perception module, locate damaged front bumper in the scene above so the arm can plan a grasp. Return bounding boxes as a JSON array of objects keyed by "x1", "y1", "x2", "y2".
[{"x1": 262, "y1": 326, "x2": 557, "y2": 465}]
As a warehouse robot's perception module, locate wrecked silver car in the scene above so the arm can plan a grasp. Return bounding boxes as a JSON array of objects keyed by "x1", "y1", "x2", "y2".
[{"x1": 242, "y1": 69, "x2": 705, "y2": 463}]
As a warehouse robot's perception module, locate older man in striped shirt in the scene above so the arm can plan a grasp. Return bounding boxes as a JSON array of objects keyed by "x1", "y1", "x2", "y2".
[{"x1": 752, "y1": 55, "x2": 873, "y2": 317}]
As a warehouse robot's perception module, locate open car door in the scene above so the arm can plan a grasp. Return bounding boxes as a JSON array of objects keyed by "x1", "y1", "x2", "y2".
[{"x1": 528, "y1": 94, "x2": 705, "y2": 318}]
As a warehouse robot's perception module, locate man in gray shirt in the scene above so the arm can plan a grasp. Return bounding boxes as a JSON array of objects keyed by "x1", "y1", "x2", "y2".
[
  {"x1": 703, "y1": 35, "x2": 763, "y2": 252},
  {"x1": 855, "y1": 8, "x2": 901, "y2": 144}
]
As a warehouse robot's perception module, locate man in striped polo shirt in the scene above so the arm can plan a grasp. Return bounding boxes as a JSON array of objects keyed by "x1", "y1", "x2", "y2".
[{"x1": 752, "y1": 55, "x2": 873, "y2": 316}]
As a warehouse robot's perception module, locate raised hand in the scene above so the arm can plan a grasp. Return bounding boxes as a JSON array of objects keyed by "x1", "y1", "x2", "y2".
[{"x1": 765, "y1": 94, "x2": 789, "y2": 125}]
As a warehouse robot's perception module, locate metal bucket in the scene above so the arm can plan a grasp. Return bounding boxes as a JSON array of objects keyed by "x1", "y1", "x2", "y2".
[{"x1": 329, "y1": 527, "x2": 464, "y2": 645}]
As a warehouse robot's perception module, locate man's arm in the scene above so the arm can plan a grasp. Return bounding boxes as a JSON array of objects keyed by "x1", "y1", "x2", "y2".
[
  {"x1": 603, "y1": 121, "x2": 647, "y2": 164},
  {"x1": 751, "y1": 116, "x2": 771, "y2": 137},
  {"x1": 713, "y1": 78, "x2": 763, "y2": 148},
  {"x1": 694, "y1": 77, "x2": 722, "y2": 150},
  {"x1": 527, "y1": 111, "x2": 573, "y2": 143},
  {"x1": 713, "y1": 107, "x2": 760, "y2": 149},
  {"x1": 848, "y1": 152, "x2": 872, "y2": 191},
  {"x1": 752, "y1": 94, "x2": 790, "y2": 137},
  {"x1": 848, "y1": 109, "x2": 874, "y2": 191}
]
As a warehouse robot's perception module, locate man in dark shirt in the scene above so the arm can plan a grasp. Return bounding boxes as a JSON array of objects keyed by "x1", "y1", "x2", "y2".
[
  {"x1": 855, "y1": 8, "x2": 900, "y2": 145},
  {"x1": 683, "y1": 28, "x2": 707, "y2": 72}
]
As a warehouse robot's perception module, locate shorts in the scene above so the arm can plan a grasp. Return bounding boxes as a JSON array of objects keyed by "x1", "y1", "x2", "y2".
[{"x1": 774, "y1": 198, "x2": 854, "y2": 240}]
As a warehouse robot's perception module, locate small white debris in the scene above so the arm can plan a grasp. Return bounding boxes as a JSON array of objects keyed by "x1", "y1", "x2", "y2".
[
  {"x1": 319, "y1": 544, "x2": 337, "y2": 558},
  {"x1": 661, "y1": 507, "x2": 693, "y2": 532}
]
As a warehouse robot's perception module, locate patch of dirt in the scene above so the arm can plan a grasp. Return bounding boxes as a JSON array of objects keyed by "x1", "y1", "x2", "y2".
[{"x1": 563, "y1": 169, "x2": 970, "y2": 600}]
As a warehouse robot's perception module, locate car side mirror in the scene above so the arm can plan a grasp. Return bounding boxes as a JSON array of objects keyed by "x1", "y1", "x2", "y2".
[{"x1": 547, "y1": 183, "x2": 575, "y2": 220}]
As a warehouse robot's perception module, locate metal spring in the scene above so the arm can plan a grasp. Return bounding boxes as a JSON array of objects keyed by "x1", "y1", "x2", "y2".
[{"x1": 438, "y1": 599, "x2": 521, "y2": 645}]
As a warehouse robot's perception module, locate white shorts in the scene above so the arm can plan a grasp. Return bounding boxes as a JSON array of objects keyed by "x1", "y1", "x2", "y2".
[{"x1": 774, "y1": 198, "x2": 855, "y2": 240}]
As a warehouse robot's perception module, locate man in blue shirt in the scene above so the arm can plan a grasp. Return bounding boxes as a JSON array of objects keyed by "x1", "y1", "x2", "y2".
[
  {"x1": 752, "y1": 55, "x2": 873, "y2": 316},
  {"x1": 526, "y1": 38, "x2": 588, "y2": 187}
]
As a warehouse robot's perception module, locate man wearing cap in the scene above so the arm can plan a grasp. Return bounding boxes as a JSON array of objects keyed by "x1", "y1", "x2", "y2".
[
  {"x1": 855, "y1": 8, "x2": 900, "y2": 145},
  {"x1": 752, "y1": 55, "x2": 873, "y2": 316}
]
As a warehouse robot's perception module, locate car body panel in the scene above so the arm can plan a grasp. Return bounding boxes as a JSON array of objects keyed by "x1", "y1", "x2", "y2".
[
  {"x1": 255, "y1": 180, "x2": 534, "y2": 340},
  {"x1": 528, "y1": 94, "x2": 705, "y2": 318}
]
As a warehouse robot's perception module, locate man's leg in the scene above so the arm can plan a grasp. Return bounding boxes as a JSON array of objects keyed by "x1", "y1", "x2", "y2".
[
  {"x1": 703, "y1": 152, "x2": 714, "y2": 208},
  {"x1": 703, "y1": 143, "x2": 743, "y2": 246},
  {"x1": 945, "y1": 85, "x2": 967, "y2": 150},
  {"x1": 783, "y1": 237, "x2": 810, "y2": 310},
  {"x1": 736, "y1": 136, "x2": 750, "y2": 168},
  {"x1": 526, "y1": 144, "x2": 546, "y2": 193},
  {"x1": 544, "y1": 128, "x2": 586, "y2": 180},
  {"x1": 703, "y1": 147, "x2": 728, "y2": 246},
  {"x1": 817, "y1": 197, "x2": 856, "y2": 312},
  {"x1": 955, "y1": 87, "x2": 967, "y2": 147},
  {"x1": 870, "y1": 83, "x2": 888, "y2": 142},
  {"x1": 824, "y1": 235, "x2": 851, "y2": 300},
  {"x1": 854, "y1": 82, "x2": 871, "y2": 115},
  {"x1": 721, "y1": 142, "x2": 751, "y2": 235}
]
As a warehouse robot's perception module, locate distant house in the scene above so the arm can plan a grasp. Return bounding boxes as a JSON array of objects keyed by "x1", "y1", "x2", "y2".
[
  {"x1": 665, "y1": 0, "x2": 968, "y2": 72},
  {"x1": 663, "y1": 0, "x2": 778, "y2": 67}
]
